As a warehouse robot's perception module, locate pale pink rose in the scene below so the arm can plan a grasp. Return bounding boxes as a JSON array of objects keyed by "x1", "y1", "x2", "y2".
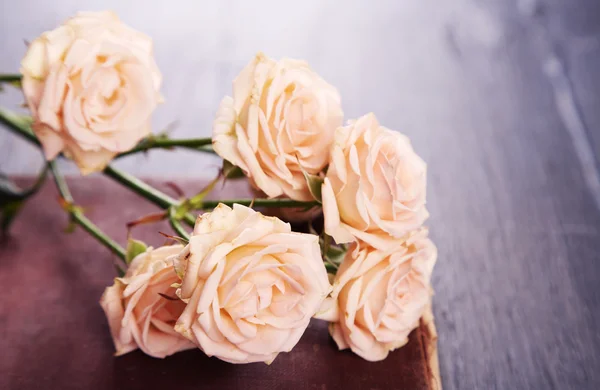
[
  {"x1": 213, "y1": 52, "x2": 343, "y2": 201},
  {"x1": 100, "y1": 245, "x2": 194, "y2": 358},
  {"x1": 21, "y1": 11, "x2": 162, "y2": 174},
  {"x1": 172, "y1": 204, "x2": 331, "y2": 364},
  {"x1": 322, "y1": 113, "x2": 429, "y2": 250},
  {"x1": 323, "y1": 229, "x2": 436, "y2": 361}
]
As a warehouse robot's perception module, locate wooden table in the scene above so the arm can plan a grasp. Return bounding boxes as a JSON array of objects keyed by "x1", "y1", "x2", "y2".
[{"x1": 1, "y1": 1, "x2": 600, "y2": 389}]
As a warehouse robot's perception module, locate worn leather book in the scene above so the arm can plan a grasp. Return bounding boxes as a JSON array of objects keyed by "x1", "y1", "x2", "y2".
[{"x1": 0, "y1": 178, "x2": 440, "y2": 389}]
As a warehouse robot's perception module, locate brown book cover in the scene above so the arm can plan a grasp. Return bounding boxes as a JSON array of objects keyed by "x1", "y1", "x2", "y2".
[{"x1": 0, "y1": 178, "x2": 441, "y2": 389}]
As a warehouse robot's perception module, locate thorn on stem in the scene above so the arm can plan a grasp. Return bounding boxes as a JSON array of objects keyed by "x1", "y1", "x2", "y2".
[
  {"x1": 126, "y1": 211, "x2": 167, "y2": 230},
  {"x1": 158, "y1": 231, "x2": 189, "y2": 245},
  {"x1": 165, "y1": 182, "x2": 185, "y2": 198}
]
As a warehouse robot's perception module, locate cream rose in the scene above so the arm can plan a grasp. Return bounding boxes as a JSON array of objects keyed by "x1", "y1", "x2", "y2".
[
  {"x1": 322, "y1": 113, "x2": 429, "y2": 249},
  {"x1": 172, "y1": 204, "x2": 331, "y2": 364},
  {"x1": 325, "y1": 229, "x2": 436, "y2": 361},
  {"x1": 21, "y1": 11, "x2": 162, "y2": 174},
  {"x1": 213, "y1": 52, "x2": 343, "y2": 201},
  {"x1": 100, "y1": 245, "x2": 194, "y2": 358}
]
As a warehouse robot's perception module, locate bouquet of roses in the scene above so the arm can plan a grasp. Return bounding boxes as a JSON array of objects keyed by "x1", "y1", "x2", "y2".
[{"x1": 0, "y1": 11, "x2": 436, "y2": 364}]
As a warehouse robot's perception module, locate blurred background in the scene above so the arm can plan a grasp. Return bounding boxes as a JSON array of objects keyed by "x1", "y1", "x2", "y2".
[
  {"x1": 2, "y1": 0, "x2": 597, "y2": 180},
  {"x1": 1, "y1": 0, "x2": 600, "y2": 389}
]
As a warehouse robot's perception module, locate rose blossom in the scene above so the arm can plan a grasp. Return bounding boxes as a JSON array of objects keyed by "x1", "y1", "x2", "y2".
[
  {"x1": 324, "y1": 229, "x2": 437, "y2": 361},
  {"x1": 213, "y1": 52, "x2": 343, "y2": 201},
  {"x1": 100, "y1": 245, "x2": 194, "y2": 358},
  {"x1": 171, "y1": 204, "x2": 331, "y2": 364},
  {"x1": 21, "y1": 11, "x2": 162, "y2": 174},
  {"x1": 322, "y1": 113, "x2": 429, "y2": 249}
]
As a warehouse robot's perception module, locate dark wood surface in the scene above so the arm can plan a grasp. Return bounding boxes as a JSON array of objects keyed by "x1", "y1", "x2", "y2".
[
  {"x1": 1, "y1": 1, "x2": 600, "y2": 389},
  {"x1": 0, "y1": 179, "x2": 437, "y2": 390}
]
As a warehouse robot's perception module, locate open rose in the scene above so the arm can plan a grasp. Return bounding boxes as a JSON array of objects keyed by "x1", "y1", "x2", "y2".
[
  {"x1": 322, "y1": 113, "x2": 428, "y2": 249},
  {"x1": 324, "y1": 229, "x2": 436, "y2": 361},
  {"x1": 100, "y1": 245, "x2": 194, "y2": 358},
  {"x1": 172, "y1": 204, "x2": 331, "y2": 364},
  {"x1": 21, "y1": 11, "x2": 162, "y2": 174},
  {"x1": 213, "y1": 52, "x2": 343, "y2": 201}
]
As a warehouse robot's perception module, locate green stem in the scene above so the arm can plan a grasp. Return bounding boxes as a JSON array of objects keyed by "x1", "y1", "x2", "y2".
[
  {"x1": 0, "y1": 106, "x2": 214, "y2": 157},
  {"x1": 196, "y1": 198, "x2": 321, "y2": 209},
  {"x1": 103, "y1": 166, "x2": 177, "y2": 208},
  {"x1": 0, "y1": 74, "x2": 21, "y2": 83},
  {"x1": 102, "y1": 166, "x2": 196, "y2": 227},
  {"x1": 0, "y1": 108, "x2": 39, "y2": 146},
  {"x1": 0, "y1": 107, "x2": 200, "y2": 227},
  {"x1": 194, "y1": 145, "x2": 216, "y2": 154},
  {"x1": 168, "y1": 207, "x2": 191, "y2": 240},
  {"x1": 117, "y1": 137, "x2": 213, "y2": 158},
  {"x1": 48, "y1": 161, "x2": 126, "y2": 261},
  {"x1": 0, "y1": 106, "x2": 320, "y2": 220}
]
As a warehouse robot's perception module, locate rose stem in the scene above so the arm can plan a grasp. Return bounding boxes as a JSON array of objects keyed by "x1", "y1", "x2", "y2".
[
  {"x1": 0, "y1": 108, "x2": 39, "y2": 145},
  {"x1": 168, "y1": 207, "x2": 191, "y2": 240},
  {"x1": 0, "y1": 106, "x2": 322, "y2": 217},
  {"x1": 48, "y1": 160, "x2": 127, "y2": 261},
  {"x1": 115, "y1": 137, "x2": 214, "y2": 157},
  {"x1": 0, "y1": 107, "x2": 198, "y2": 226},
  {"x1": 0, "y1": 74, "x2": 21, "y2": 83},
  {"x1": 0, "y1": 106, "x2": 214, "y2": 157},
  {"x1": 102, "y1": 166, "x2": 197, "y2": 227}
]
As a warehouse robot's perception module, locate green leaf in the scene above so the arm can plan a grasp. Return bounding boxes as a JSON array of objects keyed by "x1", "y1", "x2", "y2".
[
  {"x1": 294, "y1": 155, "x2": 324, "y2": 203},
  {"x1": 222, "y1": 159, "x2": 245, "y2": 179},
  {"x1": 184, "y1": 173, "x2": 222, "y2": 212},
  {"x1": 125, "y1": 238, "x2": 148, "y2": 265},
  {"x1": 320, "y1": 233, "x2": 347, "y2": 269},
  {"x1": 325, "y1": 244, "x2": 347, "y2": 264},
  {"x1": 324, "y1": 262, "x2": 338, "y2": 274},
  {"x1": 303, "y1": 171, "x2": 323, "y2": 203}
]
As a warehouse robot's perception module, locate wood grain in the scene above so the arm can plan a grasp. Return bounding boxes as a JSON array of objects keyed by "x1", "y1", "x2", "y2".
[{"x1": 1, "y1": 1, "x2": 600, "y2": 389}]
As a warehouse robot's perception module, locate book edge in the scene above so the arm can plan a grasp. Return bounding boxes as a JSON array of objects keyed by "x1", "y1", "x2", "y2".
[{"x1": 420, "y1": 305, "x2": 442, "y2": 390}]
